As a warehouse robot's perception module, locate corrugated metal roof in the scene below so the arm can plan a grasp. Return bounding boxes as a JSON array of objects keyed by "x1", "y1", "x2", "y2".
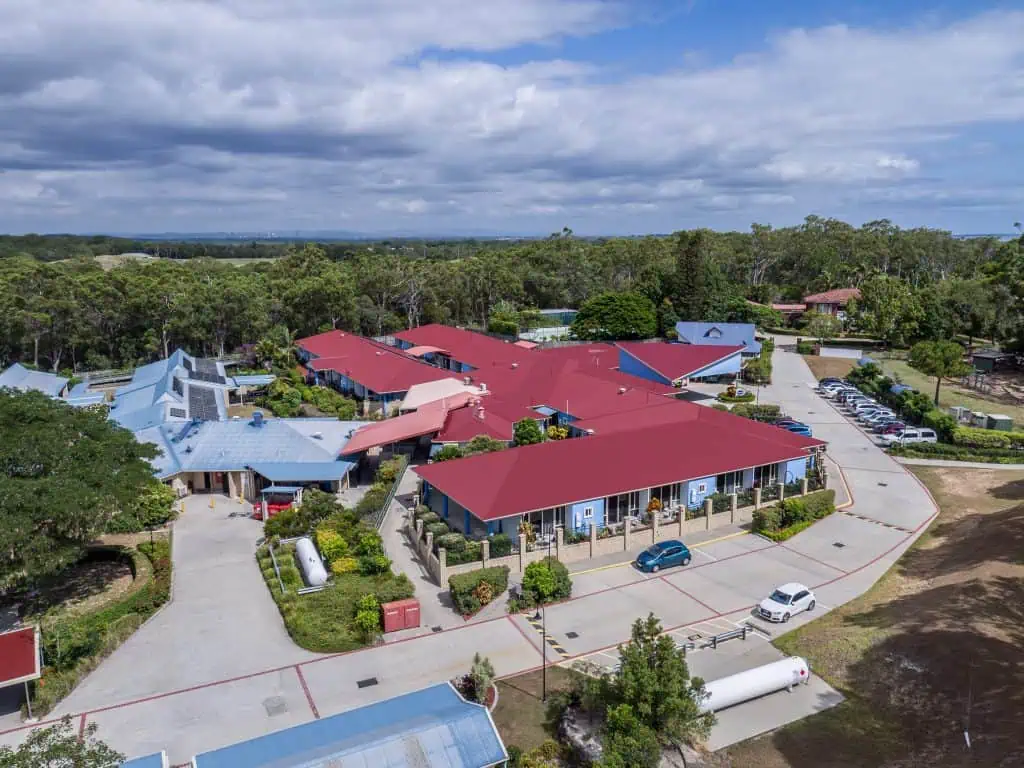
[
  {"x1": 299, "y1": 331, "x2": 451, "y2": 394},
  {"x1": 616, "y1": 342, "x2": 745, "y2": 381},
  {"x1": 395, "y1": 325, "x2": 528, "y2": 369},
  {"x1": 232, "y1": 374, "x2": 277, "y2": 386},
  {"x1": 416, "y1": 404, "x2": 823, "y2": 521},
  {"x1": 121, "y1": 752, "x2": 168, "y2": 768},
  {"x1": 341, "y1": 401, "x2": 456, "y2": 455},
  {"x1": 248, "y1": 461, "x2": 353, "y2": 482},
  {"x1": 0, "y1": 363, "x2": 68, "y2": 398},
  {"x1": 192, "y1": 682, "x2": 506, "y2": 768},
  {"x1": 674, "y1": 322, "x2": 761, "y2": 354},
  {"x1": 400, "y1": 379, "x2": 482, "y2": 411}
]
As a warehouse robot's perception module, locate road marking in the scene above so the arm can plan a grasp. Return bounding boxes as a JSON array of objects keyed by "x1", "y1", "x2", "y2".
[
  {"x1": 525, "y1": 614, "x2": 572, "y2": 659},
  {"x1": 571, "y1": 530, "x2": 749, "y2": 576},
  {"x1": 293, "y1": 665, "x2": 320, "y2": 719},
  {"x1": 692, "y1": 548, "x2": 717, "y2": 562}
]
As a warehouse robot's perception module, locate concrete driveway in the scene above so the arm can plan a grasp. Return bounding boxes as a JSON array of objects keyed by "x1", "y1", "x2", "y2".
[
  {"x1": 0, "y1": 343, "x2": 939, "y2": 762},
  {"x1": 51, "y1": 496, "x2": 313, "y2": 717}
]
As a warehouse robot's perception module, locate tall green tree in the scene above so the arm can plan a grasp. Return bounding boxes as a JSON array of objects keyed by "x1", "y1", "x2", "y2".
[
  {"x1": 0, "y1": 392, "x2": 158, "y2": 586},
  {"x1": 853, "y1": 275, "x2": 922, "y2": 347},
  {"x1": 907, "y1": 340, "x2": 971, "y2": 405},
  {"x1": 803, "y1": 310, "x2": 842, "y2": 342},
  {"x1": 513, "y1": 418, "x2": 545, "y2": 447},
  {"x1": 570, "y1": 292, "x2": 656, "y2": 341},
  {"x1": 0, "y1": 718, "x2": 123, "y2": 767}
]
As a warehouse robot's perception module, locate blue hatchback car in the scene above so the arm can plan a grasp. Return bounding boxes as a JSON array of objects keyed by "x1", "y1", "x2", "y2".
[
  {"x1": 635, "y1": 540, "x2": 692, "y2": 573},
  {"x1": 784, "y1": 423, "x2": 813, "y2": 437}
]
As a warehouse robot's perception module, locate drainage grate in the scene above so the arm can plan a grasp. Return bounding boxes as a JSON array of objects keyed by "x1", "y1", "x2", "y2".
[
  {"x1": 431, "y1": 625, "x2": 443, "y2": 633},
  {"x1": 566, "y1": 631, "x2": 579, "y2": 639},
  {"x1": 877, "y1": 482, "x2": 888, "y2": 487},
  {"x1": 357, "y1": 677, "x2": 379, "y2": 689},
  {"x1": 833, "y1": 542, "x2": 846, "y2": 548},
  {"x1": 688, "y1": 633, "x2": 702, "y2": 641},
  {"x1": 263, "y1": 696, "x2": 288, "y2": 717}
]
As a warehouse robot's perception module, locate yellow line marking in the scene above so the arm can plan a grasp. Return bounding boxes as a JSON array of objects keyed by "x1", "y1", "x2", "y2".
[{"x1": 571, "y1": 530, "x2": 750, "y2": 576}]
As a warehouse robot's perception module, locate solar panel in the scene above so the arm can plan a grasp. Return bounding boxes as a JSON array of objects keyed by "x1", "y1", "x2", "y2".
[
  {"x1": 189, "y1": 358, "x2": 226, "y2": 385},
  {"x1": 169, "y1": 407, "x2": 187, "y2": 419},
  {"x1": 188, "y1": 386, "x2": 220, "y2": 421}
]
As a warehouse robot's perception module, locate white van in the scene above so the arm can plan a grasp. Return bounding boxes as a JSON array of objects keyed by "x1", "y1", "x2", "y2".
[{"x1": 881, "y1": 428, "x2": 937, "y2": 445}]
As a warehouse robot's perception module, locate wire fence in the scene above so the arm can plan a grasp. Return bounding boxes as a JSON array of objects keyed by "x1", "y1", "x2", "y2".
[{"x1": 368, "y1": 456, "x2": 409, "y2": 532}]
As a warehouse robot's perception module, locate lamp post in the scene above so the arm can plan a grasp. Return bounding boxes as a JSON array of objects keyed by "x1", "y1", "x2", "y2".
[{"x1": 533, "y1": 532, "x2": 554, "y2": 701}]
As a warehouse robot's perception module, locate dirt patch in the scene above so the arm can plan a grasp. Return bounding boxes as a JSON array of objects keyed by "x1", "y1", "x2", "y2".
[
  {"x1": 802, "y1": 355, "x2": 855, "y2": 381},
  {"x1": 492, "y1": 666, "x2": 578, "y2": 753},
  {"x1": 16, "y1": 549, "x2": 137, "y2": 618},
  {"x1": 725, "y1": 467, "x2": 1024, "y2": 767}
]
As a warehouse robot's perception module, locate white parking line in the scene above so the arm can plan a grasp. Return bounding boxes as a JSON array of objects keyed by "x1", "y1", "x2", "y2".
[{"x1": 692, "y1": 547, "x2": 718, "y2": 562}]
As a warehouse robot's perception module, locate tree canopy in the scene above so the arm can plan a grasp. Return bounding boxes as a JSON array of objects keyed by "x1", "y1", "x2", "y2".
[
  {"x1": 513, "y1": 418, "x2": 545, "y2": 447},
  {"x1": 0, "y1": 391, "x2": 159, "y2": 586},
  {"x1": 907, "y1": 340, "x2": 972, "y2": 405},
  {"x1": 570, "y1": 292, "x2": 657, "y2": 341},
  {"x1": 0, "y1": 717, "x2": 123, "y2": 767}
]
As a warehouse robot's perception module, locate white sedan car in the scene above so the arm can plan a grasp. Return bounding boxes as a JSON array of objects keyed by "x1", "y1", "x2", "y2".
[{"x1": 758, "y1": 583, "x2": 816, "y2": 623}]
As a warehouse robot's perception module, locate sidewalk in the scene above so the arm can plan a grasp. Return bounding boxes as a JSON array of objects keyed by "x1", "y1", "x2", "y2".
[
  {"x1": 380, "y1": 467, "x2": 460, "y2": 630},
  {"x1": 893, "y1": 457, "x2": 1024, "y2": 470}
]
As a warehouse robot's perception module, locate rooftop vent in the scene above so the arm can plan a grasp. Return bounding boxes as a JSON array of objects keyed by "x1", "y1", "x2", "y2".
[
  {"x1": 312, "y1": 431, "x2": 323, "y2": 440},
  {"x1": 618, "y1": 387, "x2": 627, "y2": 394},
  {"x1": 480, "y1": 383, "x2": 487, "y2": 392},
  {"x1": 463, "y1": 377, "x2": 472, "y2": 385},
  {"x1": 252, "y1": 411, "x2": 264, "y2": 427},
  {"x1": 476, "y1": 407, "x2": 485, "y2": 421},
  {"x1": 376, "y1": 351, "x2": 383, "y2": 356},
  {"x1": 511, "y1": 362, "x2": 519, "y2": 369}
]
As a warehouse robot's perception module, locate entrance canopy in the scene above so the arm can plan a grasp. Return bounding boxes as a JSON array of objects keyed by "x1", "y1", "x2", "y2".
[{"x1": 0, "y1": 626, "x2": 40, "y2": 688}]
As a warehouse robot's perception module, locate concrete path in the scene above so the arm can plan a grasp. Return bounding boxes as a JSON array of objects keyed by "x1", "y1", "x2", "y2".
[
  {"x1": 0, "y1": 341, "x2": 940, "y2": 762},
  {"x1": 893, "y1": 457, "x2": 1024, "y2": 469}
]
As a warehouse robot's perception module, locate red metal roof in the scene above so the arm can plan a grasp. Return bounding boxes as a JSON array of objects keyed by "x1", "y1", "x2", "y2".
[
  {"x1": 435, "y1": 399, "x2": 537, "y2": 443},
  {"x1": 615, "y1": 342, "x2": 744, "y2": 381},
  {"x1": 803, "y1": 288, "x2": 860, "y2": 305},
  {"x1": 513, "y1": 340, "x2": 539, "y2": 349},
  {"x1": 404, "y1": 345, "x2": 450, "y2": 357},
  {"x1": 395, "y1": 325, "x2": 529, "y2": 369},
  {"x1": 416, "y1": 405, "x2": 824, "y2": 521},
  {"x1": 0, "y1": 626, "x2": 40, "y2": 685},
  {"x1": 340, "y1": 398, "x2": 465, "y2": 455},
  {"x1": 298, "y1": 331, "x2": 452, "y2": 394}
]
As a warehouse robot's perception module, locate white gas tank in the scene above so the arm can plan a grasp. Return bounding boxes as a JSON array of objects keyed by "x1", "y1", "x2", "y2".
[
  {"x1": 699, "y1": 656, "x2": 810, "y2": 713},
  {"x1": 295, "y1": 537, "x2": 329, "y2": 587}
]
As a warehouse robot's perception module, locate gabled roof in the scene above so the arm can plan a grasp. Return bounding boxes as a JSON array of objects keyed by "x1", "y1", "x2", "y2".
[
  {"x1": 416, "y1": 405, "x2": 823, "y2": 520},
  {"x1": 674, "y1": 322, "x2": 761, "y2": 354},
  {"x1": 340, "y1": 400, "x2": 460, "y2": 455},
  {"x1": 0, "y1": 363, "x2": 68, "y2": 398},
  {"x1": 616, "y1": 342, "x2": 745, "y2": 382},
  {"x1": 299, "y1": 330, "x2": 452, "y2": 394},
  {"x1": 803, "y1": 288, "x2": 860, "y2": 305},
  {"x1": 192, "y1": 682, "x2": 507, "y2": 768},
  {"x1": 435, "y1": 399, "x2": 536, "y2": 443},
  {"x1": 395, "y1": 325, "x2": 529, "y2": 369},
  {"x1": 401, "y1": 379, "x2": 485, "y2": 411}
]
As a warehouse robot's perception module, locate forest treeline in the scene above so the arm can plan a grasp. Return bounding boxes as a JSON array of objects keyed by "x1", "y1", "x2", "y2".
[{"x1": 1, "y1": 216, "x2": 1022, "y2": 373}]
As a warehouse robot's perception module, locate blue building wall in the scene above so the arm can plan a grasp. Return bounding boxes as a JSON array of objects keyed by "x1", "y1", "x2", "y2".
[
  {"x1": 684, "y1": 475, "x2": 716, "y2": 508},
  {"x1": 617, "y1": 349, "x2": 672, "y2": 384},
  {"x1": 442, "y1": 496, "x2": 449, "y2": 520},
  {"x1": 568, "y1": 498, "x2": 605, "y2": 533},
  {"x1": 783, "y1": 458, "x2": 808, "y2": 483}
]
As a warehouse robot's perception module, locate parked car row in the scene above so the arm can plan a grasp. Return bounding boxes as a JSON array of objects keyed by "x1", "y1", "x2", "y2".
[
  {"x1": 815, "y1": 377, "x2": 937, "y2": 444},
  {"x1": 773, "y1": 417, "x2": 813, "y2": 437}
]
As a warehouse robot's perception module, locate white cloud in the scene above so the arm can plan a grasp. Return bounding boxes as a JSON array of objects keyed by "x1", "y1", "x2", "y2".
[{"x1": 1, "y1": 4, "x2": 1023, "y2": 232}]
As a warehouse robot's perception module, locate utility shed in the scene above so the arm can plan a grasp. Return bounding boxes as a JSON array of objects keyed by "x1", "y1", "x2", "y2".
[
  {"x1": 987, "y1": 414, "x2": 1013, "y2": 431},
  {"x1": 191, "y1": 682, "x2": 508, "y2": 768}
]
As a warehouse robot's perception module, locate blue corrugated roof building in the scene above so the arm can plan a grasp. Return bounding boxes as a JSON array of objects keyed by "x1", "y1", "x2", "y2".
[
  {"x1": 675, "y1": 322, "x2": 762, "y2": 355},
  {"x1": 121, "y1": 752, "x2": 168, "y2": 768},
  {"x1": 0, "y1": 363, "x2": 69, "y2": 398},
  {"x1": 192, "y1": 682, "x2": 507, "y2": 768}
]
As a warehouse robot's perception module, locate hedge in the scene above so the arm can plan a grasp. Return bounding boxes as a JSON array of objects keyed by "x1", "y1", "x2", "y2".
[
  {"x1": 753, "y1": 489, "x2": 836, "y2": 537},
  {"x1": 419, "y1": 511, "x2": 440, "y2": 526},
  {"x1": 447, "y1": 540, "x2": 482, "y2": 565},
  {"x1": 888, "y1": 442, "x2": 1024, "y2": 463},
  {"x1": 796, "y1": 341, "x2": 816, "y2": 355},
  {"x1": 449, "y1": 566, "x2": 510, "y2": 616},
  {"x1": 952, "y1": 426, "x2": 1012, "y2": 449},
  {"x1": 717, "y1": 391, "x2": 756, "y2": 403},
  {"x1": 425, "y1": 521, "x2": 450, "y2": 537},
  {"x1": 731, "y1": 403, "x2": 782, "y2": 421},
  {"x1": 489, "y1": 533, "x2": 513, "y2": 557}
]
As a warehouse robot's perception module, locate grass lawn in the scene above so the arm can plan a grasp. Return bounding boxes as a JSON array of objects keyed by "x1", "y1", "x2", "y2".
[
  {"x1": 724, "y1": 466, "x2": 1024, "y2": 767},
  {"x1": 880, "y1": 358, "x2": 1024, "y2": 425},
  {"x1": 492, "y1": 666, "x2": 580, "y2": 754},
  {"x1": 801, "y1": 355, "x2": 855, "y2": 381}
]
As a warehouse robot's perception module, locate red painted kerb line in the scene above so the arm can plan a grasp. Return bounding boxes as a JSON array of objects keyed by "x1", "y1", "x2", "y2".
[{"x1": 293, "y1": 665, "x2": 319, "y2": 719}]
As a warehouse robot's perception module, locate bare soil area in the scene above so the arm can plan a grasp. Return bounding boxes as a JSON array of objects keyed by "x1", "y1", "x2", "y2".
[
  {"x1": 724, "y1": 467, "x2": 1024, "y2": 767},
  {"x1": 801, "y1": 355, "x2": 855, "y2": 381}
]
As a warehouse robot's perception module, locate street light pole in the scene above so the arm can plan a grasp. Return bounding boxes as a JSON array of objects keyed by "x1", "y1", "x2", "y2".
[{"x1": 543, "y1": 534, "x2": 553, "y2": 701}]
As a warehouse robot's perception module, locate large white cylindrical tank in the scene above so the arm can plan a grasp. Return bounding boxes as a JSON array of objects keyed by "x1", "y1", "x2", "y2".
[
  {"x1": 295, "y1": 537, "x2": 328, "y2": 587},
  {"x1": 698, "y1": 656, "x2": 810, "y2": 713}
]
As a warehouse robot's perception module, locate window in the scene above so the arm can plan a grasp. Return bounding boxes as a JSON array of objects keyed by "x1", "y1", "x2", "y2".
[
  {"x1": 583, "y1": 506, "x2": 594, "y2": 519},
  {"x1": 696, "y1": 482, "x2": 707, "y2": 494},
  {"x1": 754, "y1": 464, "x2": 778, "y2": 487},
  {"x1": 715, "y1": 471, "x2": 741, "y2": 493}
]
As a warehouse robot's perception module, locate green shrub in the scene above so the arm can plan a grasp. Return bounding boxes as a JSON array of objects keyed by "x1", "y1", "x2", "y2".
[
  {"x1": 710, "y1": 403, "x2": 730, "y2": 412},
  {"x1": 355, "y1": 484, "x2": 390, "y2": 518},
  {"x1": 521, "y1": 557, "x2": 571, "y2": 606},
  {"x1": 426, "y1": 521, "x2": 450, "y2": 537},
  {"x1": 447, "y1": 540, "x2": 483, "y2": 565},
  {"x1": 358, "y1": 553, "x2": 391, "y2": 575},
  {"x1": 414, "y1": 505, "x2": 433, "y2": 520},
  {"x1": 888, "y1": 442, "x2": 1024, "y2": 463},
  {"x1": 419, "y1": 511, "x2": 440, "y2": 525},
  {"x1": 760, "y1": 518, "x2": 817, "y2": 542},
  {"x1": 433, "y1": 445, "x2": 466, "y2": 462},
  {"x1": 753, "y1": 489, "x2": 834, "y2": 537},
  {"x1": 803, "y1": 489, "x2": 836, "y2": 518},
  {"x1": 777, "y1": 498, "x2": 809, "y2": 526},
  {"x1": 489, "y1": 533, "x2": 513, "y2": 557},
  {"x1": 952, "y1": 426, "x2": 1011, "y2": 449},
  {"x1": 449, "y1": 566, "x2": 510, "y2": 616},
  {"x1": 731, "y1": 403, "x2": 782, "y2": 421},
  {"x1": 751, "y1": 506, "x2": 781, "y2": 534},
  {"x1": 436, "y1": 532, "x2": 467, "y2": 552},
  {"x1": 922, "y1": 410, "x2": 957, "y2": 442},
  {"x1": 315, "y1": 529, "x2": 348, "y2": 563},
  {"x1": 796, "y1": 340, "x2": 816, "y2": 355}
]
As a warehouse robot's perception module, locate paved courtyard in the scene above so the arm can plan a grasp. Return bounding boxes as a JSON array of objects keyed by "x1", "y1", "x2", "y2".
[{"x1": 0, "y1": 342, "x2": 940, "y2": 762}]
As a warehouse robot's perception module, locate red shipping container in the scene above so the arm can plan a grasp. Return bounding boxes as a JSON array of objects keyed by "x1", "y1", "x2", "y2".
[{"x1": 381, "y1": 598, "x2": 420, "y2": 633}]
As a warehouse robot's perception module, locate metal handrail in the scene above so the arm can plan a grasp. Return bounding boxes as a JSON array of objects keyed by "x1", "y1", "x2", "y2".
[{"x1": 369, "y1": 456, "x2": 409, "y2": 531}]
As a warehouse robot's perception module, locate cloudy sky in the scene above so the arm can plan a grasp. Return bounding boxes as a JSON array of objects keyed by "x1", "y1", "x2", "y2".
[{"x1": 3, "y1": 0, "x2": 1024, "y2": 235}]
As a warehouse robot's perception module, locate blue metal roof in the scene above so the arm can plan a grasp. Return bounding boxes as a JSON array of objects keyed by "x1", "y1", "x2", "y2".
[
  {"x1": 674, "y1": 322, "x2": 762, "y2": 355},
  {"x1": 121, "y1": 752, "x2": 167, "y2": 768},
  {"x1": 192, "y1": 683, "x2": 507, "y2": 768},
  {"x1": 262, "y1": 485, "x2": 303, "y2": 494},
  {"x1": 248, "y1": 461, "x2": 353, "y2": 482},
  {"x1": 233, "y1": 374, "x2": 277, "y2": 386},
  {"x1": 0, "y1": 363, "x2": 68, "y2": 398}
]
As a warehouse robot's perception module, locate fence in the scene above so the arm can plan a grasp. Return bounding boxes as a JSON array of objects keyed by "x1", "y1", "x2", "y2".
[{"x1": 368, "y1": 456, "x2": 409, "y2": 531}]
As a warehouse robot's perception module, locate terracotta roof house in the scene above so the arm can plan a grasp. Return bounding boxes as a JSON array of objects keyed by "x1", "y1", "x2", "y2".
[{"x1": 803, "y1": 288, "x2": 861, "y2": 317}]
